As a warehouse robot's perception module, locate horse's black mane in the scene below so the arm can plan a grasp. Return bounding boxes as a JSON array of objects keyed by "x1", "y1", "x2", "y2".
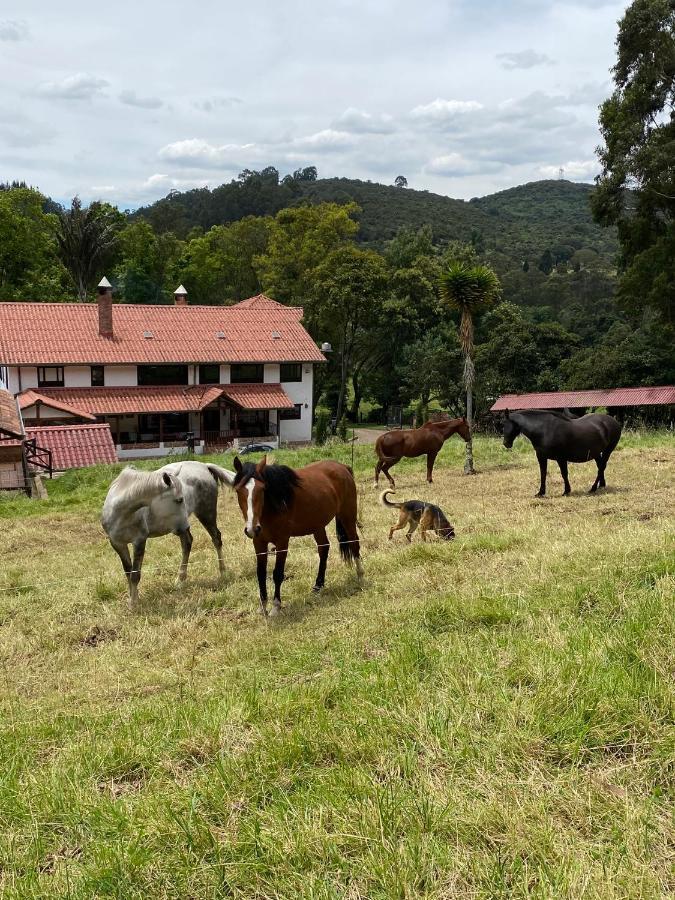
[
  {"x1": 233, "y1": 462, "x2": 300, "y2": 513},
  {"x1": 513, "y1": 408, "x2": 579, "y2": 420}
]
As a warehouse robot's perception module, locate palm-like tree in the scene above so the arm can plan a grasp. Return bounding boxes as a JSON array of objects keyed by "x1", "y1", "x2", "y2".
[
  {"x1": 56, "y1": 197, "x2": 121, "y2": 301},
  {"x1": 439, "y1": 262, "x2": 501, "y2": 473}
]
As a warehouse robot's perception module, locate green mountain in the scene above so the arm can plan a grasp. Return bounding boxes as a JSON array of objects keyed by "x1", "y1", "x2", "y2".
[{"x1": 136, "y1": 174, "x2": 617, "y2": 271}]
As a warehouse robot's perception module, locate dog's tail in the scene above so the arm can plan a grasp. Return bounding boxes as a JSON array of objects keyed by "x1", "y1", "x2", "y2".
[
  {"x1": 207, "y1": 464, "x2": 236, "y2": 488},
  {"x1": 380, "y1": 490, "x2": 404, "y2": 509}
]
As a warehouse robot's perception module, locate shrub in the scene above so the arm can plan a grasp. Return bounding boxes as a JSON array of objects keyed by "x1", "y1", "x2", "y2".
[{"x1": 314, "y1": 409, "x2": 330, "y2": 445}]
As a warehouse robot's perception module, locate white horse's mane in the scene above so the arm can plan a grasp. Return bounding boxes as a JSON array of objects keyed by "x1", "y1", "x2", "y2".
[{"x1": 110, "y1": 466, "x2": 168, "y2": 505}]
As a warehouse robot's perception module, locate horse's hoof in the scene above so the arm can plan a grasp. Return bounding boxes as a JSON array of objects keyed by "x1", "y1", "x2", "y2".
[
  {"x1": 269, "y1": 604, "x2": 282, "y2": 617},
  {"x1": 312, "y1": 584, "x2": 323, "y2": 594}
]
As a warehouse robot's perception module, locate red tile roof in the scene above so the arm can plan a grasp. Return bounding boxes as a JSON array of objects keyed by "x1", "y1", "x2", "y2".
[
  {"x1": 0, "y1": 294, "x2": 325, "y2": 365},
  {"x1": 0, "y1": 388, "x2": 24, "y2": 438},
  {"x1": 24, "y1": 423, "x2": 117, "y2": 470},
  {"x1": 220, "y1": 383, "x2": 294, "y2": 410},
  {"x1": 491, "y1": 386, "x2": 675, "y2": 411},
  {"x1": 23, "y1": 383, "x2": 293, "y2": 415},
  {"x1": 17, "y1": 389, "x2": 97, "y2": 421}
]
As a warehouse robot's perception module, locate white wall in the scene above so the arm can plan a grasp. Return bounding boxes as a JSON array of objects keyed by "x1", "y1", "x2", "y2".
[
  {"x1": 264, "y1": 363, "x2": 280, "y2": 383},
  {"x1": 64, "y1": 366, "x2": 92, "y2": 387},
  {"x1": 219, "y1": 364, "x2": 230, "y2": 384},
  {"x1": 104, "y1": 365, "x2": 137, "y2": 386},
  {"x1": 278, "y1": 364, "x2": 313, "y2": 443}
]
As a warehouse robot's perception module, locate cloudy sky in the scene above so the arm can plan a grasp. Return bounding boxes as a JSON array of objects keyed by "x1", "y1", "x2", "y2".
[{"x1": 0, "y1": 0, "x2": 627, "y2": 208}]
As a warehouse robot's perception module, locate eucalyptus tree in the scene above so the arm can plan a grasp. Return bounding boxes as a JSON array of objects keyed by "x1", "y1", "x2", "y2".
[{"x1": 56, "y1": 197, "x2": 123, "y2": 301}]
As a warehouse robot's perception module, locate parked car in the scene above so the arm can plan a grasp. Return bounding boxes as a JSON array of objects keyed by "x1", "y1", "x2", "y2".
[{"x1": 239, "y1": 442, "x2": 275, "y2": 455}]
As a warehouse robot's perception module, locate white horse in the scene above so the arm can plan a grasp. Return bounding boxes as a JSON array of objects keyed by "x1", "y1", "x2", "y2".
[{"x1": 101, "y1": 460, "x2": 235, "y2": 608}]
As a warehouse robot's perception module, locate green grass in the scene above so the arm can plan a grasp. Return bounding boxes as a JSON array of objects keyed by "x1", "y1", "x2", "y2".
[{"x1": 0, "y1": 433, "x2": 673, "y2": 898}]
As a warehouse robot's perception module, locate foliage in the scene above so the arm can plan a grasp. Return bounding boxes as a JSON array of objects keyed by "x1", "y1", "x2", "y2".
[
  {"x1": 0, "y1": 187, "x2": 69, "y2": 299},
  {"x1": 592, "y1": 0, "x2": 675, "y2": 322},
  {"x1": 255, "y1": 202, "x2": 359, "y2": 304},
  {"x1": 114, "y1": 221, "x2": 182, "y2": 304},
  {"x1": 56, "y1": 197, "x2": 124, "y2": 301},
  {"x1": 313, "y1": 408, "x2": 330, "y2": 444},
  {"x1": 336, "y1": 415, "x2": 349, "y2": 442}
]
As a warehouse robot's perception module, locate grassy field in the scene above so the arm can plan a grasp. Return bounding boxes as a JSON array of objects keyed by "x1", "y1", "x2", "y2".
[{"x1": 0, "y1": 433, "x2": 673, "y2": 899}]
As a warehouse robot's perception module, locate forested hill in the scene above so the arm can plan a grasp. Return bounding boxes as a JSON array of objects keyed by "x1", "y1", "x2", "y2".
[{"x1": 136, "y1": 175, "x2": 617, "y2": 271}]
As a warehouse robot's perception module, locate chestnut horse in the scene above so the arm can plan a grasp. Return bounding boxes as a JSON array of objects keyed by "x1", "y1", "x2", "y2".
[
  {"x1": 374, "y1": 417, "x2": 471, "y2": 487},
  {"x1": 232, "y1": 456, "x2": 362, "y2": 616}
]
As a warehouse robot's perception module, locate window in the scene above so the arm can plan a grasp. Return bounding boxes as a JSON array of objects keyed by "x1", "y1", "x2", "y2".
[
  {"x1": 230, "y1": 363, "x2": 263, "y2": 384},
  {"x1": 279, "y1": 404, "x2": 302, "y2": 420},
  {"x1": 137, "y1": 365, "x2": 188, "y2": 386},
  {"x1": 91, "y1": 365, "x2": 105, "y2": 386},
  {"x1": 199, "y1": 364, "x2": 220, "y2": 384},
  {"x1": 280, "y1": 363, "x2": 302, "y2": 383},
  {"x1": 38, "y1": 366, "x2": 64, "y2": 387}
]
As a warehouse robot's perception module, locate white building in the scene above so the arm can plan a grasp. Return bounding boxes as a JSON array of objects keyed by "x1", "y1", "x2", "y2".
[{"x1": 0, "y1": 283, "x2": 325, "y2": 457}]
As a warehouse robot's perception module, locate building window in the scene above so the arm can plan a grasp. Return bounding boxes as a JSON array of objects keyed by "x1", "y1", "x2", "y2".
[
  {"x1": 279, "y1": 404, "x2": 302, "y2": 420},
  {"x1": 230, "y1": 363, "x2": 263, "y2": 384},
  {"x1": 37, "y1": 366, "x2": 64, "y2": 387},
  {"x1": 199, "y1": 364, "x2": 220, "y2": 384},
  {"x1": 137, "y1": 365, "x2": 188, "y2": 386},
  {"x1": 280, "y1": 363, "x2": 303, "y2": 383},
  {"x1": 91, "y1": 365, "x2": 105, "y2": 386}
]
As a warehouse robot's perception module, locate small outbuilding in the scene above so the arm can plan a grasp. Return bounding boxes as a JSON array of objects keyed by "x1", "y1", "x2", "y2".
[
  {"x1": 490, "y1": 386, "x2": 675, "y2": 423},
  {"x1": 0, "y1": 387, "x2": 26, "y2": 490}
]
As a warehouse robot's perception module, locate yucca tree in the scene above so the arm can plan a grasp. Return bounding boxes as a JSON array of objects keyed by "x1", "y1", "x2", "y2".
[
  {"x1": 439, "y1": 262, "x2": 501, "y2": 473},
  {"x1": 56, "y1": 197, "x2": 121, "y2": 301}
]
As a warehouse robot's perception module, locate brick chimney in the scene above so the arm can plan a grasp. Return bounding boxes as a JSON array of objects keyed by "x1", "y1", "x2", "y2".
[
  {"x1": 97, "y1": 276, "x2": 113, "y2": 337},
  {"x1": 174, "y1": 284, "x2": 188, "y2": 306}
]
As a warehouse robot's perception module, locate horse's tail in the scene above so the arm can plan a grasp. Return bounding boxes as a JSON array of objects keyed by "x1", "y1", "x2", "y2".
[
  {"x1": 380, "y1": 490, "x2": 404, "y2": 509},
  {"x1": 207, "y1": 464, "x2": 236, "y2": 487},
  {"x1": 336, "y1": 517, "x2": 358, "y2": 564}
]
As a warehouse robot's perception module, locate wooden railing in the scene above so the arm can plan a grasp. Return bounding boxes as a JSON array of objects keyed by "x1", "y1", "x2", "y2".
[{"x1": 24, "y1": 438, "x2": 53, "y2": 478}]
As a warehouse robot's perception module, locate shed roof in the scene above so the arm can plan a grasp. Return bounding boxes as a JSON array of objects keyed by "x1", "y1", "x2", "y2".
[
  {"x1": 24, "y1": 423, "x2": 117, "y2": 470},
  {"x1": 490, "y1": 386, "x2": 675, "y2": 412},
  {"x1": 0, "y1": 387, "x2": 24, "y2": 438}
]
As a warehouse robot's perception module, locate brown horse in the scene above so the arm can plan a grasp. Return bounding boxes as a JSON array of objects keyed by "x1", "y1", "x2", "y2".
[
  {"x1": 374, "y1": 417, "x2": 471, "y2": 487},
  {"x1": 232, "y1": 456, "x2": 362, "y2": 616}
]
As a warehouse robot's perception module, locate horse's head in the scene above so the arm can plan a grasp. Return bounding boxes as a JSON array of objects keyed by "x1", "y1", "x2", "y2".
[
  {"x1": 233, "y1": 456, "x2": 266, "y2": 539},
  {"x1": 502, "y1": 410, "x2": 520, "y2": 449},
  {"x1": 160, "y1": 471, "x2": 184, "y2": 505},
  {"x1": 456, "y1": 416, "x2": 471, "y2": 442}
]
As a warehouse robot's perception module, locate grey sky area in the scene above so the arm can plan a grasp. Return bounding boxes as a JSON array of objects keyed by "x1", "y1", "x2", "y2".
[{"x1": 0, "y1": 0, "x2": 626, "y2": 208}]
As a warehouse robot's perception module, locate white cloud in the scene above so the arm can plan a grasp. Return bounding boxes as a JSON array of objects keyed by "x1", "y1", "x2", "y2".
[
  {"x1": 411, "y1": 98, "x2": 483, "y2": 123},
  {"x1": 425, "y1": 152, "x2": 499, "y2": 176},
  {"x1": 119, "y1": 90, "x2": 163, "y2": 110},
  {"x1": 142, "y1": 173, "x2": 210, "y2": 191},
  {"x1": 90, "y1": 184, "x2": 116, "y2": 192},
  {"x1": 333, "y1": 107, "x2": 396, "y2": 134},
  {"x1": 193, "y1": 96, "x2": 243, "y2": 112},
  {"x1": 539, "y1": 159, "x2": 598, "y2": 179},
  {"x1": 0, "y1": 19, "x2": 29, "y2": 41},
  {"x1": 37, "y1": 73, "x2": 109, "y2": 101},
  {"x1": 497, "y1": 49, "x2": 555, "y2": 69},
  {"x1": 291, "y1": 129, "x2": 356, "y2": 151},
  {"x1": 157, "y1": 139, "x2": 258, "y2": 167}
]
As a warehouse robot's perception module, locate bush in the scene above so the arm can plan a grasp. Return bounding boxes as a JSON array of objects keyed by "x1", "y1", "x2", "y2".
[
  {"x1": 314, "y1": 409, "x2": 330, "y2": 445},
  {"x1": 337, "y1": 415, "x2": 349, "y2": 442}
]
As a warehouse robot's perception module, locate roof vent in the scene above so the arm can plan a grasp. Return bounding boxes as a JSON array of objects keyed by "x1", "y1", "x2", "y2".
[
  {"x1": 271, "y1": 330, "x2": 282, "y2": 339},
  {"x1": 216, "y1": 331, "x2": 226, "y2": 339},
  {"x1": 143, "y1": 330, "x2": 154, "y2": 339}
]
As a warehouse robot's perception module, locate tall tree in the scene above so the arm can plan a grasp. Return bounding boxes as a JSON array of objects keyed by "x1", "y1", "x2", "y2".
[
  {"x1": 439, "y1": 262, "x2": 501, "y2": 474},
  {"x1": 592, "y1": 0, "x2": 675, "y2": 322},
  {"x1": 309, "y1": 246, "x2": 389, "y2": 424},
  {"x1": 56, "y1": 197, "x2": 123, "y2": 301}
]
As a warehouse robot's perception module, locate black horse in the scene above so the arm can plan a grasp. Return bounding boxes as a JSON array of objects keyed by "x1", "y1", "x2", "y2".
[{"x1": 502, "y1": 409, "x2": 622, "y2": 496}]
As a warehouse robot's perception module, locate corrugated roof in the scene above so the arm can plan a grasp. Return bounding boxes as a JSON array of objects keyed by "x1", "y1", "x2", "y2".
[
  {"x1": 0, "y1": 294, "x2": 324, "y2": 365},
  {"x1": 490, "y1": 386, "x2": 675, "y2": 411},
  {"x1": 24, "y1": 423, "x2": 117, "y2": 470},
  {"x1": 0, "y1": 387, "x2": 24, "y2": 438},
  {"x1": 21, "y1": 383, "x2": 294, "y2": 416}
]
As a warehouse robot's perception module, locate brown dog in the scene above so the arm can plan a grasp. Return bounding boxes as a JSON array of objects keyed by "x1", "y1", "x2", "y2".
[{"x1": 380, "y1": 490, "x2": 455, "y2": 542}]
